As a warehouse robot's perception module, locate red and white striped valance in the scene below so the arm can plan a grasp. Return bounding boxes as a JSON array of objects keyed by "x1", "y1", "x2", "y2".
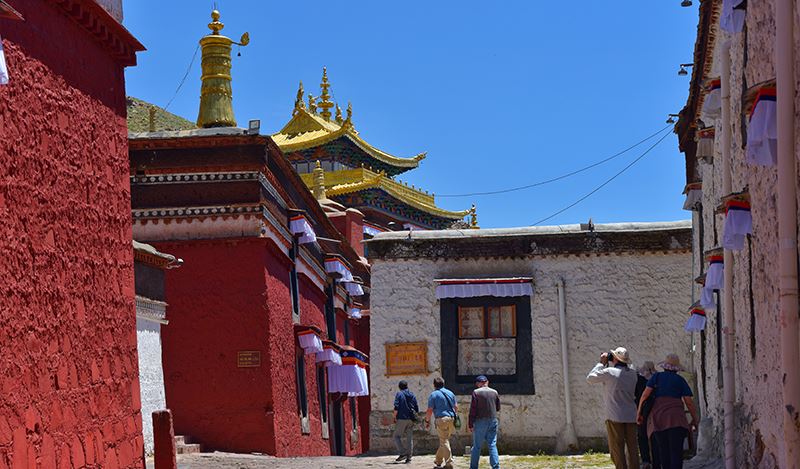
[
  {"x1": 435, "y1": 278, "x2": 533, "y2": 299},
  {"x1": 685, "y1": 303, "x2": 707, "y2": 332},
  {"x1": 316, "y1": 341, "x2": 342, "y2": 367},
  {"x1": 344, "y1": 282, "x2": 364, "y2": 297},
  {"x1": 289, "y1": 215, "x2": 317, "y2": 244},
  {"x1": 296, "y1": 325, "x2": 324, "y2": 355},
  {"x1": 746, "y1": 88, "x2": 777, "y2": 167},
  {"x1": 682, "y1": 182, "x2": 702, "y2": 212},
  {"x1": 696, "y1": 128, "x2": 715, "y2": 161},
  {"x1": 722, "y1": 197, "x2": 752, "y2": 251},
  {"x1": 325, "y1": 257, "x2": 353, "y2": 282}
]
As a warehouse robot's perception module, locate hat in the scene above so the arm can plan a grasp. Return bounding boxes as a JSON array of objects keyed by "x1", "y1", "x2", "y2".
[
  {"x1": 658, "y1": 353, "x2": 685, "y2": 372},
  {"x1": 611, "y1": 347, "x2": 630, "y2": 364},
  {"x1": 475, "y1": 375, "x2": 488, "y2": 383},
  {"x1": 638, "y1": 361, "x2": 656, "y2": 376}
]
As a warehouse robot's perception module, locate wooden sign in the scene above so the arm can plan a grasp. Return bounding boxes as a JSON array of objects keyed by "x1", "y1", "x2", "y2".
[
  {"x1": 237, "y1": 351, "x2": 261, "y2": 368},
  {"x1": 385, "y1": 342, "x2": 428, "y2": 376}
]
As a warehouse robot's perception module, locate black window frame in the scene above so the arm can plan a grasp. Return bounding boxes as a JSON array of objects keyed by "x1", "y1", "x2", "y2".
[
  {"x1": 325, "y1": 282, "x2": 337, "y2": 340},
  {"x1": 349, "y1": 397, "x2": 358, "y2": 431},
  {"x1": 295, "y1": 350, "x2": 308, "y2": 420},
  {"x1": 440, "y1": 295, "x2": 534, "y2": 395},
  {"x1": 289, "y1": 238, "x2": 300, "y2": 322},
  {"x1": 317, "y1": 366, "x2": 328, "y2": 425}
]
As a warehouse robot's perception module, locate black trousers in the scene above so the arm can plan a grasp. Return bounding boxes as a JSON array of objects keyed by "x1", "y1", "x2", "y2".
[
  {"x1": 653, "y1": 427, "x2": 688, "y2": 469},
  {"x1": 639, "y1": 422, "x2": 661, "y2": 468}
]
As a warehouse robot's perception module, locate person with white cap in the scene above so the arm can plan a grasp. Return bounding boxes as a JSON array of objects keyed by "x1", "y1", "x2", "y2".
[
  {"x1": 587, "y1": 346, "x2": 640, "y2": 469},
  {"x1": 636, "y1": 354, "x2": 698, "y2": 469}
]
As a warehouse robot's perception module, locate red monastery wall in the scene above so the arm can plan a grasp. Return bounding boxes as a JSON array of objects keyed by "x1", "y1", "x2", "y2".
[{"x1": 0, "y1": 1, "x2": 142, "y2": 468}]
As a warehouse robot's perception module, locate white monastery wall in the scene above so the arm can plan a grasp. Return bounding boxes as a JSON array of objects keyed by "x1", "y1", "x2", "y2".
[
  {"x1": 136, "y1": 319, "x2": 166, "y2": 456},
  {"x1": 369, "y1": 251, "x2": 692, "y2": 453}
]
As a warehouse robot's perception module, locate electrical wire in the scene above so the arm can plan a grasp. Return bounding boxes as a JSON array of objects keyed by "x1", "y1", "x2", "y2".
[
  {"x1": 437, "y1": 125, "x2": 673, "y2": 198},
  {"x1": 163, "y1": 42, "x2": 201, "y2": 112},
  {"x1": 531, "y1": 130, "x2": 673, "y2": 226}
]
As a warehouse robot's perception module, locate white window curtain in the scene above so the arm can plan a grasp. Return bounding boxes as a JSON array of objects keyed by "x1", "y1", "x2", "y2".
[
  {"x1": 435, "y1": 278, "x2": 533, "y2": 299},
  {"x1": 289, "y1": 215, "x2": 317, "y2": 244},
  {"x1": 746, "y1": 89, "x2": 777, "y2": 167},
  {"x1": 720, "y1": 0, "x2": 746, "y2": 34}
]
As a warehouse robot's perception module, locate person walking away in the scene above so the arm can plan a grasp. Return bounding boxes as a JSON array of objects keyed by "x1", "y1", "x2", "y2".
[
  {"x1": 636, "y1": 361, "x2": 659, "y2": 469},
  {"x1": 468, "y1": 375, "x2": 501, "y2": 469},
  {"x1": 393, "y1": 380, "x2": 419, "y2": 463},
  {"x1": 586, "y1": 347, "x2": 640, "y2": 469},
  {"x1": 636, "y1": 354, "x2": 699, "y2": 469},
  {"x1": 426, "y1": 377, "x2": 458, "y2": 469}
]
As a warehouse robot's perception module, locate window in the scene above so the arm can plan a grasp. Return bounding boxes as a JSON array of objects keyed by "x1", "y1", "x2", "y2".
[
  {"x1": 295, "y1": 351, "x2": 308, "y2": 420},
  {"x1": 440, "y1": 296, "x2": 533, "y2": 395},
  {"x1": 317, "y1": 366, "x2": 329, "y2": 439},
  {"x1": 349, "y1": 397, "x2": 358, "y2": 431},
  {"x1": 289, "y1": 239, "x2": 300, "y2": 321},
  {"x1": 325, "y1": 283, "x2": 337, "y2": 340}
]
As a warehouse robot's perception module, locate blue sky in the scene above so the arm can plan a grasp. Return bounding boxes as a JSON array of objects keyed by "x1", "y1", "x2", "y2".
[{"x1": 123, "y1": 1, "x2": 697, "y2": 229}]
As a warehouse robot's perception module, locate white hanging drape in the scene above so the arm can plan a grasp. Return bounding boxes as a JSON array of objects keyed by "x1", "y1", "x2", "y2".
[
  {"x1": 289, "y1": 215, "x2": 317, "y2": 244},
  {"x1": 435, "y1": 278, "x2": 533, "y2": 299},
  {"x1": 746, "y1": 90, "x2": 777, "y2": 167}
]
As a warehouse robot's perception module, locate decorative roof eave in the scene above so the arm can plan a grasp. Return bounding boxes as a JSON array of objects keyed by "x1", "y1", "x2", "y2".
[
  {"x1": 273, "y1": 109, "x2": 425, "y2": 169},
  {"x1": 133, "y1": 240, "x2": 178, "y2": 268},
  {"x1": 0, "y1": 1, "x2": 23, "y2": 20},
  {"x1": 48, "y1": 0, "x2": 145, "y2": 66}
]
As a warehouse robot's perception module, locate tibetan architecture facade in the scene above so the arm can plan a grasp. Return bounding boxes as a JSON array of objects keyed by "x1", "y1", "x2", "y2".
[
  {"x1": 128, "y1": 11, "x2": 371, "y2": 457},
  {"x1": 674, "y1": 0, "x2": 800, "y2": 467},
  {"x1": 366, "y1": 222, "x2": 693, "y2": 454},
  {"x1": 272, "y1": 71, "x2": 473, "y2": 232},
  {"x1": 0, "y1": 0, "x2": 145, "y2": 467}
]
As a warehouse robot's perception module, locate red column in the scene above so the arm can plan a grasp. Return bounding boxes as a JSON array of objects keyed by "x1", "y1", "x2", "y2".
[{"x1": 152, "y1": 410, "x2": 177, "y2": 469}]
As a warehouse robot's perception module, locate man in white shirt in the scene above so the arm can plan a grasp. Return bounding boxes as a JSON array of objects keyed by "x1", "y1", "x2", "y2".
[{"x1": 587, "y1": 346, "x2": 640, "y2": 469}]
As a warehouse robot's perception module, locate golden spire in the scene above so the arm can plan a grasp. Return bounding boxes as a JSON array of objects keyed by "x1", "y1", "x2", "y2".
[
  {"x1": 470, "y1": 204, "x2": 480, "y2": 229},
  {"x1": 335, "y1": 104, "x2": 343, "y2": 124},
  {"x1": 196, "y1": 9, "x2": 250, "y2": 128},
  {"x1": 308, "y1": 94, "x2": 317, "y2": 114},
  {"x1": 312, "y1": 160, "x2": 327, "y2": 200},
  {"x1": 342, "y1": 102, "x2": 353, "y2": 129},
  {"x1": 318, "y1": 67, "x2": 334, "y2": 121},
  {"x1": 293, "y1": 81, "x2": 306, "y2": 115}
]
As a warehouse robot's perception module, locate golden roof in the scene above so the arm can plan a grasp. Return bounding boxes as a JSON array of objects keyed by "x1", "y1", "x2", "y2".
[
  {"x1": 272, "y1": 72, "x2": 426, "y2": 171},
  {"x1": 299, "y1": 167, "x2": 470, "y2": 220}
]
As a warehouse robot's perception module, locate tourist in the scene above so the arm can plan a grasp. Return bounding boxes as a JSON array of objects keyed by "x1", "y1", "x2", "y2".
[
  {"x1": 393, "y1": 380, "x2": 419, "y2": 464},
  {"x1": 586, "y1": 347, "x2": 640, "y2": 469},
  {"x1": 425, "y1": 377, "x2": 458, "y2": 469},
  {"x1": 636, "y1": 354, "x2": 699, "y2": 469},
  {"x1": 468, "y1": 375, "x2": 501, "y2": 469},
  {"x1": 636, "y1": 361, "x2": 659, "y2": 469}
]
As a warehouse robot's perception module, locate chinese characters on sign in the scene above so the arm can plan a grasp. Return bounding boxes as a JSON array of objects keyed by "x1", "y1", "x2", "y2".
[
  {"x1": 237, "y1": 351, "x2": 261, "y2": 368},
  {"x1": 385, "y1": 342, "x2": 428, "y2": 376}
]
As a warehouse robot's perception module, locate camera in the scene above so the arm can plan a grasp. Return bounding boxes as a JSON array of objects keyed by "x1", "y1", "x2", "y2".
[{"x1": 604, "y1": 350, "x2": 615, "y2": 365}]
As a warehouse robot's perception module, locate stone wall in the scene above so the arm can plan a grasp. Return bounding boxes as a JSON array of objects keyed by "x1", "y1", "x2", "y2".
[
  {"x1": 136, "y1": 320, "x2": 166, "y2": 456},
  {"x1": 686, "y1": 2, "x2": 800, "y2": 466},
  {"x1": 0, "y1": 1, "x2": 143, "y2": 467},
  {"x1": 369, "y1": 251, "x2": 692, "y2": 453}
]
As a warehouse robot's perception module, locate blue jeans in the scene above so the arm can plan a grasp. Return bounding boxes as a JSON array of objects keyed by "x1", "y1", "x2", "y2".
[{"x1": 470, "y1": 418, "x2": 499, "y2": 469}]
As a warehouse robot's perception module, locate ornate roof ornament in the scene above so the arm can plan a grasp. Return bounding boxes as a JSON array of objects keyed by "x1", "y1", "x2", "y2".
[
  {"x1": 341, "y1": 102, "x2": 353, "y2": 129},
  {"x1": 318, "y1": 67, "x2": 334, "y2": 121},
  {"x1": 308, "y1": 94, "x2": 317, "y2": 114},
  {"x1": 470, "y1": 204, "x2": 480, "y2": 229},
  {"x1": 312, "y1": 160, "x2": 327, "y2": 200},
  {"x1": 335, "y1": 104, "x2": 343, "y2": 124},
  {"x1": 293, "y1": 81, "x2": 306, "y2": 115}
]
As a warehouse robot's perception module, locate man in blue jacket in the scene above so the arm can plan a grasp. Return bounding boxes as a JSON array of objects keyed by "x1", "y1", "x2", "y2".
[{"x1": 393, "y1": 380, "x2": 419, "y2": 463}]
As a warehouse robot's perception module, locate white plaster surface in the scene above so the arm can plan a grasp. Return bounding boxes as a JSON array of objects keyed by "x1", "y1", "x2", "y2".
[
  {"x1": 137, "y1": 318, "x2": 166, "y2": 456},
  {"x1": 369, "y1": 252, "x2": 692, "y2": 452}
]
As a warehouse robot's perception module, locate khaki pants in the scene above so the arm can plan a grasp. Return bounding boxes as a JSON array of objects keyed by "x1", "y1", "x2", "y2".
[
  {"x1": 606, "y1": 420, "x2": 640, "y2": 469},
  {"x1": 434, "y1": 417, "x2": 455, "y2": 468}
]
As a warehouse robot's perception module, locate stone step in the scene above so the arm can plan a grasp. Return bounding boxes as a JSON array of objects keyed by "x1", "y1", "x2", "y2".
[{"x1": 176, "y1": 443, "x2": 202, "y2": 455}]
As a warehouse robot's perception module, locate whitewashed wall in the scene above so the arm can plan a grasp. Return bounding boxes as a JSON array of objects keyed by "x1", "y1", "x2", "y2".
[
  {"x1": 137, "y1": 318, "x2": 166, "y2": 456},
  {"x1": 369, "y1": 252, "x2": 692, "y2": 453}
]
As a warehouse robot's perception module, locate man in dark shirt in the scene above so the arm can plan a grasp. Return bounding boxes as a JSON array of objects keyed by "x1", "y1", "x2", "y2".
[
  {"x1": 468, "y1": 375, "x2": 501, "y2": 469},
  {"x1": 393, "y1": 380, "x2": 419, "y2": 463}
]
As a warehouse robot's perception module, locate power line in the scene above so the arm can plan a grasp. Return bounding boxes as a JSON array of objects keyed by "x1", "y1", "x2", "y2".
[
  {"x1": 531, "y1": 130, "x2": 673, "y2": 226},
  {"x1": 437, "y1": 125, "x2": 673, "y2": 198},
  {"x1": 163, "y1": 42, "x2": 201, "y2": 112}
]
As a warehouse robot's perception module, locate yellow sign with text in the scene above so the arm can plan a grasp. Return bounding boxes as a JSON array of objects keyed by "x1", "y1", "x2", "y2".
[{"x1": 385, "y1": 342, "x2": 428, "y2": 376}]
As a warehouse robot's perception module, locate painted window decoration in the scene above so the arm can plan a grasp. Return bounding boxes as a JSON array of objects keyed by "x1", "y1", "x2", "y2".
[
  {"x1": 457, "y1": 305, "x2": 516, "y2": 376},
  {"x1": 720, "y1": 0, "x2": 746, "y2": 34},
  {"x1": 745, "y1": 87, "x2": 777, "y2": 167},
  {"x1": 702, "y1": 249, "x2": 723, "y2": 312},
  {"x1": 297, "y1": 326, "x2": 324, "y2": 355},
  {"x1": 685, "y1": 302, "x2": 707, "y2": 332},
  {"x1": 682, "y1": 182, "x2": 702, "y2": 212},
  {"x1": 289, "y1": 215, "x2": 317, "y2": 244},
  {"x1": 696, "y1": 127, "x2": 715, "y2": 162},
  {"x1": 721, "y1": 192, "x2": 752, "y2": 251},
  {"x1": 0, "y1": 34, "x2": 8, "y2": 85},
  {"x1": 701, "y1": 79, "x2": 721, "y2": 121}
]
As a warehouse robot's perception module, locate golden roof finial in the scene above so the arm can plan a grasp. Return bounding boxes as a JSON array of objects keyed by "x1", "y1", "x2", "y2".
[
  {"x1": 312, "y1": 160, "x2": 327, "y2": 200},
  {"x1": 318, "y1": 67, "x2": 334, "y2": 121},
  {"x1": 470, "y1": 204, "x2": 480, "y2": 229},
  {"x1": 335, "y1": 104, "x2": 343, "y2": 124},
  {"x1": 293, "y1": 81, "x2": 306, "y2": 115},
  {"x1": 308, "y1": 94, "x2": 317, "y2": 114},
  {"x1": 342, "y1": 101, "x2": 353, "y2": 129},
  {"x1": 196, "y1": 9, "x2": 249, "y2": 128}
]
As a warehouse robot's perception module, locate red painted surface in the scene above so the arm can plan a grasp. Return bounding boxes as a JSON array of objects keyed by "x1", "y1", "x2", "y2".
[
  {"x1": 0, "y1": 1, "x2": 143, "y2": 468},
  {"x1": 329, "y1": 210, "x2": 365, "y2": 258},
  {"x1": 152, "y1": 411, "x2": 176, "y2": 469}
]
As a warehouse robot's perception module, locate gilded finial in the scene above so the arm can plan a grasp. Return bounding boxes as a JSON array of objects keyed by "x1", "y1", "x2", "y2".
[
  {"x1": 335, "y1": 104, "x2": 343, "y2": 124},
  {"x1": 208, "y1": 10, "x2": 224, "y2": 34},
  {"x1": 470, "y1": 204, "x2": 479, "y2": 229},
  {"x1": 308, "y1": 94, "x2": 317, "y2": 113},
  {"x1": 342, "y1": 101, "x2": 353, "y2": 129},
  {"x1": 318, "y1": 67, "x2": 334, "y2": 121},
  {"x1": 293, "y1": 81, "x2": 306, "y2": 115},
  {"x1": 312, "y1": 160, "x2": 327, "y2": 200}
]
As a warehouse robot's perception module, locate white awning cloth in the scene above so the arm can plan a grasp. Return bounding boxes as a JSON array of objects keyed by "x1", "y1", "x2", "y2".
[
  {"x1": 289, "y1": 215, "x2": 317, "y2": 244},
  {"x1": 434, "y1": 278, "x2": 533, "y2": 299}
]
